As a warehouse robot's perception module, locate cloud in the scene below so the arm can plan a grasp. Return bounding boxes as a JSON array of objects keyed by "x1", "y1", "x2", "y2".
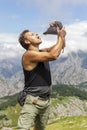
[
  {"x1": 0, "y1": 33, "x2": 24, "y2": 60},
  {"x1": 0, "y1": 33, "x2": 17, "y2": 43},
  {"x1": 0, "y1": 20, "x2": 87, "y2": 60},
  {"x1": 65, "y1": 21, "x2": 87, "y2": 53}
]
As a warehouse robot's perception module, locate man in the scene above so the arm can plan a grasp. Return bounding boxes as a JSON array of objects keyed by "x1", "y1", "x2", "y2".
[{"x1": 17, "y1": 21, "x2": 66, "y2": 130}]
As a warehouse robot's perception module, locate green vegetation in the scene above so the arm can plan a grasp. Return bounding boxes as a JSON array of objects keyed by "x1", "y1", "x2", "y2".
[
  {"x1": 79, "y1": 82, "x2": 87, "y2": 91},
  {"x1": 51, "y1": 96, "x2": 69, "y2": 107},
  {"x1": 52, "y1": 84, "x2": 87, "y2": 100},
  {"x1": 0, "y1": 94, "x2": 18, "y2": 110},
  {"x1": 0, "y1": 94, "x2": 21, "y2": 128},
  {"x1": 6, "y1": 116, "x2": 87, "y2": 130},
  {"x1": 28, "y1": 116, "x2": 87, "y2": 130},
  {"x1": 46, "y1": 116, "x2": 87, "y2": 130},
  {"x1": 0, "y1": 104, "x2": 21, "y2": 129}
]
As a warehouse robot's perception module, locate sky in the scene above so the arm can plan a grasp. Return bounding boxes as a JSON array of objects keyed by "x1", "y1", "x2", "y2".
[{"x1": 0, "y1": 0, "x2": 87, "y2": 60}]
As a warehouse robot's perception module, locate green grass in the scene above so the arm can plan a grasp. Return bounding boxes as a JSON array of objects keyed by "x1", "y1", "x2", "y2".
[
  {"x1": 1, "y1": 115, "x2": 87, "y2": 130},
  {"x1": 6, "y1": 104, "x2": 21, "y2": 126},
  {"x1": 29, "y1": 116, "x2": 87, "y2": 130},
  {"x1": 0, "y1": 104, "x2": 21, "y2": 129},
  {"x1": 51, "y1": 96, "x2": 69, "y2": 106},
  {"x1": 46, "y1": 116, "x2": 87, "y2": 130}
]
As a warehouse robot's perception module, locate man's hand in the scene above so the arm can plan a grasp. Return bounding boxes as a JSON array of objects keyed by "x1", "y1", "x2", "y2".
[
  {"x1": 57, "y1": 27, "x2": 66, "y2": 38},
  {"x1": 57, "y1": 27, "x2": 66, "y2": 50}
]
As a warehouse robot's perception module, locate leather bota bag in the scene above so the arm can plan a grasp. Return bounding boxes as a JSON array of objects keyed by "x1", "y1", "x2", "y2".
[{"x1": 43, "y1": 21, "x2": 63, "y2": 35}]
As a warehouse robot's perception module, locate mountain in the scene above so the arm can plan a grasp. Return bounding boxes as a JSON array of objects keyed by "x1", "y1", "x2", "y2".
[
  {"x1": 50, "y1": 50, "x2": 87, "y2": 85},
  {"x1": 0, "y1": 50, "x2": 87, "y2": 97},
  {"x1": 0, "y1": 58, "x2": 24, "y2": 97},
  {"x1": 0, "y1": 58, "x2": 21, "y2": 78}
]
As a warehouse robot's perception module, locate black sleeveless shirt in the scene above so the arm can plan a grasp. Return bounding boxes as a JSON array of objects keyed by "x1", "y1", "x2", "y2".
[{"x1": 23, "y1": 62, "x2": 52, "y2": 98}]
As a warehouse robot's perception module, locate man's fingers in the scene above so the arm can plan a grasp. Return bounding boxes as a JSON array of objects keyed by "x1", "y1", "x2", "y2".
[{"x1": 57, "y1": 26, "x2": 59, "y2": 32}]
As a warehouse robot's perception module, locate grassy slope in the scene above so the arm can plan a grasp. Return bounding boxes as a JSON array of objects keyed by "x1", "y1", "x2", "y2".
[
  {"x1": 11, "y1": 116, "x2": 87, "y2": 130},
  {"x1": 46, "y1": 116, "x2": 87, "y2": 130},
  {"x1": 0, "y1": 104, "x2": 87, "y2": 130},
  {"x1": 28, "y1": 116, "x2": 87, "y2": 130}
]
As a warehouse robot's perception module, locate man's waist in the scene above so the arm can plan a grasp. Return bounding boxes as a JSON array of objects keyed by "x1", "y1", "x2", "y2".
[
  {"x1": 28, "y1": 94, "x2": 50, "y2": 101},
  {"x1": 24, "y1": 86, "x2": 51, "y2": 99},
  {"x1": 39, "y1": 95, "x2": 50, "y2": 101}
]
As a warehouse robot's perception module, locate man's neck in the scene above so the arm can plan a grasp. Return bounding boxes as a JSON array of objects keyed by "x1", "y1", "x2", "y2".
[{"x1": 28, "y1": 45, "x2": 39, "y2": 52}]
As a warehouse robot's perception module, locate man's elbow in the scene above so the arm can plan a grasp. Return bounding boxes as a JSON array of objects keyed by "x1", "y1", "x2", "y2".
[
  {"x1": 50, "y1": 52, "x2": 61, "y2": 60},
  {"x1": 54, "y1": 54, "x2": 60, "y2": 60}
]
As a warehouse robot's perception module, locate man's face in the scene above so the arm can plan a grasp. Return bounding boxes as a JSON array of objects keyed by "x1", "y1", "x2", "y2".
[{"x1": 24, "y1": 32, "x2": 42, "y2": 45}]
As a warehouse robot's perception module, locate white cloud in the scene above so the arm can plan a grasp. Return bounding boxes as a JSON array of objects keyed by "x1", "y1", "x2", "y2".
[
  {"x1": 0, "y1": 33, "x2": 24, "y2": 60},
  {"x1": 0, "y1": 33, "x2": 17, "y2": 43},
  {"x1": 65, "y1": 21, "x2": 87, "y2": 53},
  {"x1": 0, "y1": 20, "x2": 87, "y2": 60}
]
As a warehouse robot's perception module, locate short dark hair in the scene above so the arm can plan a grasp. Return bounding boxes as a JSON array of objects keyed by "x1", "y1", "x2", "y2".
[{"x1": 18, "y1": 29, "x2": 29, "y2": 50}]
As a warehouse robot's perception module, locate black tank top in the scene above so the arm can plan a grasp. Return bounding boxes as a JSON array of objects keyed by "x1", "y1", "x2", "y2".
[{"x1": 23, "y1": 62, "x2": 52, "y2": 98}]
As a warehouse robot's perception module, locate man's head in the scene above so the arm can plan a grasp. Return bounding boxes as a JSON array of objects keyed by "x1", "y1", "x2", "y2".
[{"x1": 19, "y1": 30, "x2": 42, "y2": 50}]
